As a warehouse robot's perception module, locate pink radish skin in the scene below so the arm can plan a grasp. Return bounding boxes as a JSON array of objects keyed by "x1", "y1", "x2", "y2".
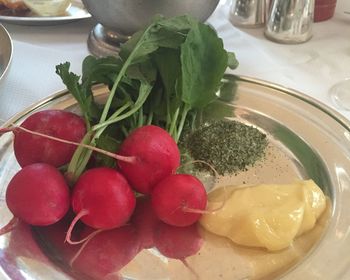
[
  {"x1": 118, "y1": 125, "x2": 180, "y2": 194},
  {"x1": 13, "y1": 109, "x2": 86, "y2": 167},
  {"x1": 5, "y1": 163, "x2": 70, "y2": 226},
  {"x1": 71, "y1": 167, "x2": 136, "y2": 230},
  {"x1": 151, "y1": 174, "x2": 207, "y2": 227}
]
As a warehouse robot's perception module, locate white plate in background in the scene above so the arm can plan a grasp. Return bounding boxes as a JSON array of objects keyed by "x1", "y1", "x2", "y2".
[{"x1": 0, "y1": 0, "x2": 90, "y2": 25}]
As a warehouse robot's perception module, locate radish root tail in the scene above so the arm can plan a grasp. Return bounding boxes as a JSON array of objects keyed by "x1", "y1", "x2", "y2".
[
  {"x1": 182, "y1": 183, "x2": 228, "y2": 215},
  {"x1": 0, "y1": 217, "x2": 19, "y2": 235},
  {"x1": 179, "y1": 159, "x2": 228, "y2": 215},
  {"x1": 65, "y1": 209, "x2": 89, "y2": 245},
  {"x1": 204, "y1": 183, "x2": 229, "y2": 214},
  {"x1": 0, "y1": 126, "x2": 15, "y2": 135},
  {"x1": 2, "y1": 123, "x2": 137, "y2": 164},
  {"x1": 182, "y1": 206, "x2": 214, "y2": 215},
  {"x1": 178, "y1": 159, "x2": 219, "y2": 194},
  {"x1": 178, "y1": 159, "x2": 220, "y2": 181}
]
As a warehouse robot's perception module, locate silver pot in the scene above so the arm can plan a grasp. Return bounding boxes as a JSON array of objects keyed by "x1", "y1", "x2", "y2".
[{"x1": 82, "y1": 0, "x2": 220, "y2": 56}]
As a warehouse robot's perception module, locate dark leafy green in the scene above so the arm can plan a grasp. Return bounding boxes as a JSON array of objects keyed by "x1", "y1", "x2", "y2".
[
  {"x1": 55, "y1": 62, "x2": 100, "y2": 124},
  {"x1": 180, "y1": 23, "x2": 228, "y2": 109}
]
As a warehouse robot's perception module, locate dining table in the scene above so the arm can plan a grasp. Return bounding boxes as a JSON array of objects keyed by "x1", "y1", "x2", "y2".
[{"x1": 0, "y1": 0, "x2": 350, "y2": 124}]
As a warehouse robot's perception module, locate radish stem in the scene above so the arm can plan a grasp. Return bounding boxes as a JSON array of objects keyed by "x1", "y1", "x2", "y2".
[{"x1": 0, "y1": 127, "x2": 14, "y2": 135}]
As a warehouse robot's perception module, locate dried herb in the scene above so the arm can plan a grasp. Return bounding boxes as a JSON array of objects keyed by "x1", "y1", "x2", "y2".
[{"x1": 184, "y1": 120, "x2": 268, "y2": 175}]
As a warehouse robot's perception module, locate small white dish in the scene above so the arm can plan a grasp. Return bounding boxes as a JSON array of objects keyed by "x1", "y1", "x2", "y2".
[{"x1": 0, "y1": 0, "x2": 90, "y2": 25}]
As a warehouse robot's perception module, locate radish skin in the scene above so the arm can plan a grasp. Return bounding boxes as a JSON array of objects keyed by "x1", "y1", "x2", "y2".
[
  {"x1": 71, "y1": 167, "x2": 136, "y2": 230},
  {"x1": 5, "y1": 163, "x2": 70, "y2": 226},
  {"x1": 13, "y1": 109, "x2": 86, "y2": 167},
  {"x1": 151, "y1": 174, "x2": 207, "y2": 227},
  {"x1": 118, "y1": 125, "x2": 180, "y2": 194}
]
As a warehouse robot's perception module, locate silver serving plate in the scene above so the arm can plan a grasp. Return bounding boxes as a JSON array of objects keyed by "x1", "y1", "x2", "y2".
[
  {"x1": 0, "y1": 24, "x2": 12, "y2": 83},
  {"x1": 0, "y1": 0, "x2": 90, "y2": 25},
  {"x1": 0, "y1": 75, "x2": 350, "y2": 279}
]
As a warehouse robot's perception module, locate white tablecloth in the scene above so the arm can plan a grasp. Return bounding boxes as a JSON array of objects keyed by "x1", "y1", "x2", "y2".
[{"x1": 0, "y1": 0, "x2": 350, "y2": 123}]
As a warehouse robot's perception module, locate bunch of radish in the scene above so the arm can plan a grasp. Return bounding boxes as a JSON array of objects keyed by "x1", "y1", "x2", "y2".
[{"x1": 0, "y1": 109, "x2": 208, "y2": 243}]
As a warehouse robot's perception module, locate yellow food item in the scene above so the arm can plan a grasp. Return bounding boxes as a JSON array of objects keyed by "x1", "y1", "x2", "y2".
[
  {"x1": 199, "y1": 180, "x2": 327, "y2": 251},
  {"x1": 23, "y1": 0, "x2": 70, "y2": 16}
]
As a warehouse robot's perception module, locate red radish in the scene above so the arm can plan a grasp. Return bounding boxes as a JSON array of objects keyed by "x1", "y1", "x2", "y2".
[
  {"x1": 13, "y1": 109, "x2": 86, "y2": 167},
  {"x1": 5, "y1": 163, "x2": 70, "y2": 227},
  {"x1": 153, "y1": 222, "x2": 203, "y2": 260},
  {"x1": 131, "y1": 196, "x2": 160, "y2": 249},
  {"x1": 151, "y1": 174, "x2": 207, "y2": 227},
  {"x1": 67, "y1": 167, "x2": 136, "y2": 242},
  {"x1": 117, "y1": 125, "x2": 180, "y2": 194},
  {"x1": 71, "y1": 225, "x2": 140, "y2": 280}
]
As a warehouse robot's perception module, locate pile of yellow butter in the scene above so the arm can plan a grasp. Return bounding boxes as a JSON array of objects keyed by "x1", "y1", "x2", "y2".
[{"x1": 200, "y1": 180, "x2": 327, "y2": 251}]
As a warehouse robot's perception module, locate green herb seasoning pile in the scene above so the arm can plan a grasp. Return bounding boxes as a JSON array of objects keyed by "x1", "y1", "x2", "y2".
[{"x1": 184, "y1": 120, "x2": 268, "y2": 175}]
